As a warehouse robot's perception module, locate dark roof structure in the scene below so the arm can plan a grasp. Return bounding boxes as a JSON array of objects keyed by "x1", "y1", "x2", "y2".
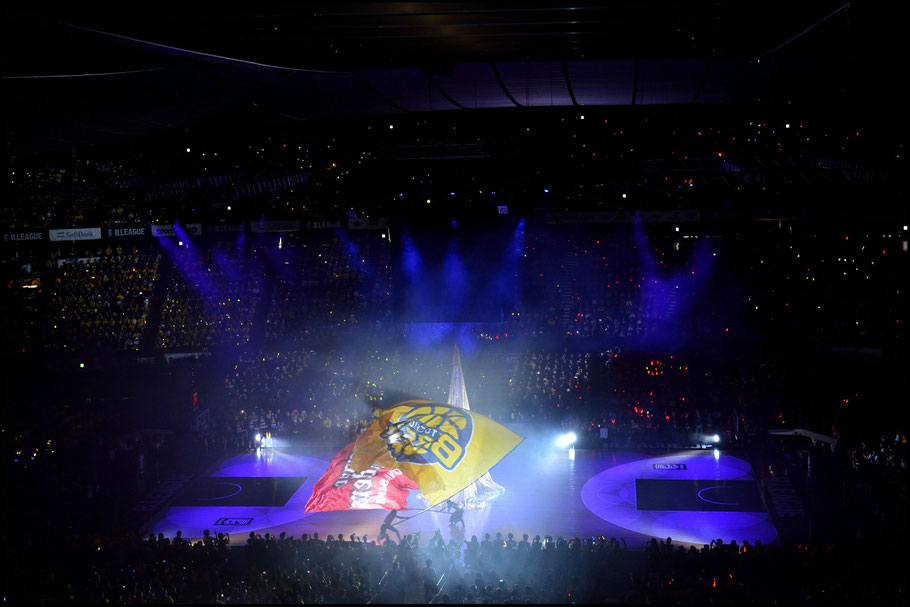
[{"x1": 4, "y1": 2, "x2": 902, "y2": 153}]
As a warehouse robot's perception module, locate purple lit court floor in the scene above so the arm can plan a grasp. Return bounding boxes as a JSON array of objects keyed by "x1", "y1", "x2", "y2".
[{"x1": 150, "y1": 437, "x2": 779, "y2": 549}]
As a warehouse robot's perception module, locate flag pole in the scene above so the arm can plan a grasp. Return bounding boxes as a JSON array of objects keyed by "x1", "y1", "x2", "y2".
[
  {"x1": 398, "y1": 503, "x2": 439, "y2": 521},
  {"x1": 399, "y1": 498, "x2": 453, "y2": 520}
]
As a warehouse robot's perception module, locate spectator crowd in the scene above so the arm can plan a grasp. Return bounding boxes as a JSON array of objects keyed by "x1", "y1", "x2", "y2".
[
  {"x1": 46, "y1": 254, "x2": 160, "y2": 350},
  {"x1": 6, "y1": 521, "x2": 905, "y2": 604},
  {"x1": 2, "y1": 114, "x2": 906, "y2": 604}
]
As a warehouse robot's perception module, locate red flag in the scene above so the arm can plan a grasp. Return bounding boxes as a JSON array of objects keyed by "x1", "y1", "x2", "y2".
[{"x1": 305, "y1": 442, "x2": 418, "y2": 512}]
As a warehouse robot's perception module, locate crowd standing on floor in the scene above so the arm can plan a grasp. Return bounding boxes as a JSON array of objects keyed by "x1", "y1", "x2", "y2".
[{"x1": 7, "y1": 519, "x2": 905, "y2": 604}]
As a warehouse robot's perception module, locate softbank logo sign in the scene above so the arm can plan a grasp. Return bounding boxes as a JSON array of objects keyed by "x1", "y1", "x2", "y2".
[
  {"x1": 49, "y1": 227, "x2": 101, "y2": 241},
  {"x1": 214, "y1": 517, "x2": 253, "y2": 526}
]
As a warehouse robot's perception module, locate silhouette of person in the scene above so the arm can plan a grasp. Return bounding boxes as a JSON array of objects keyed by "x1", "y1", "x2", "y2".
[
  {"x1": 380, "y1": 509, "x2": 404, "y2": 542},
  {"x1": 447, "y1": 500, "x2": 465, "y2": 529}
]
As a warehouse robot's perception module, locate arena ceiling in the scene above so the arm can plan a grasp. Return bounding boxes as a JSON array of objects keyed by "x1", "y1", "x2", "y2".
[{"x1": 3, "y1": 2, "x2": 902, "y2": 153}]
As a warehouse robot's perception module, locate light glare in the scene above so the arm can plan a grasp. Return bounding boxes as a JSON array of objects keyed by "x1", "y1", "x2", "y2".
[{"x1": 555, "y1": 432, "x2": 577, "y2": 448}]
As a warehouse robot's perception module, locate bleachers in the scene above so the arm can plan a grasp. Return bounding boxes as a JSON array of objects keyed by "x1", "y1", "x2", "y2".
[{"x1": 46, "y1": 254, "x2": 161, "y2": 350}]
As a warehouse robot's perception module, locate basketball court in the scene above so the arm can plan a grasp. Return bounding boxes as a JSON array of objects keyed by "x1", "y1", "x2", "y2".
[{"x1": 148, "y1": 434, "x2": 779, "y2": 548}]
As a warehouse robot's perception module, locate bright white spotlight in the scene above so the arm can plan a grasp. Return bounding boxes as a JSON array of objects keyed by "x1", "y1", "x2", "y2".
[
  {"x1": 712, "y1": 434, "x2": 721, "y2": 443},
  {"x1": 555, "y1": 432, "x2": 577, "y2": 449},
  {"x1": 713, "y1": 449, "x2": 721, "y2": 460},
  {"x1": 255, "y1": 433, "x2": 261, "y2": 443},
  {"x1": 568, "y1": 447, "x2": 576, "y2": 460}
]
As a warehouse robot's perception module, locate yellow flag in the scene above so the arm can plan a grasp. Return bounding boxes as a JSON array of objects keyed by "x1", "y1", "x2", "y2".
[{"x1": 348, "y1": 400, "x2": 523, "y2": 506}]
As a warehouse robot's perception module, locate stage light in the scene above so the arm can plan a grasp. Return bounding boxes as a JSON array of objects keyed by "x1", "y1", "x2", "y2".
[
  {"x1": 555, "y1": 432, "x2": 577, "y2": 449},
  {"x1": 255, "y1": 433, "x2": 261, "y2": 443},
  {"x1": 712, "y1": 434, "x2": 720, "y2": 443}
]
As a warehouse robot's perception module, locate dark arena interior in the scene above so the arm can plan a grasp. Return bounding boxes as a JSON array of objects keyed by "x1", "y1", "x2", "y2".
[{"x1": 2, "y1": 3, "x2": 908, "y2": 604}]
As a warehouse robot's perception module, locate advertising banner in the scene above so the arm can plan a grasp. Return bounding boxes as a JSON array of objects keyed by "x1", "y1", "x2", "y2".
[
  {"x1": 208, "y1": 223, "x2": 245, "y2": 234},
  {"x1": 3, "y1": 231, "x2": 45, "y2": 243},
  {"x1": 249, "y1": 220, "x2": 301, "y2": 233},
  {"x1": 151, "y1": 224, "x2": 177, "y2": 238},
  {"x1": 105, "y1": 226, "x2": 149, "y2": 239},
  {"x1": 546, "y1": 210, "x2": 700, "y2": 224},
  {"x1": 49, "y1": 227, "x2": 102, "y2": 241},
  {"x1": 151, "y1": 224, "x2": 202, "y2": 238},
  {"x1": 57, "y1": 256, "x2": 101, "y2": 268},
  {"x1": 348, "y1": 217, "x2": 389, "y2": 230},
  {"x1": 305, "y1": 220, "x2": 342, "y2": 229}
]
